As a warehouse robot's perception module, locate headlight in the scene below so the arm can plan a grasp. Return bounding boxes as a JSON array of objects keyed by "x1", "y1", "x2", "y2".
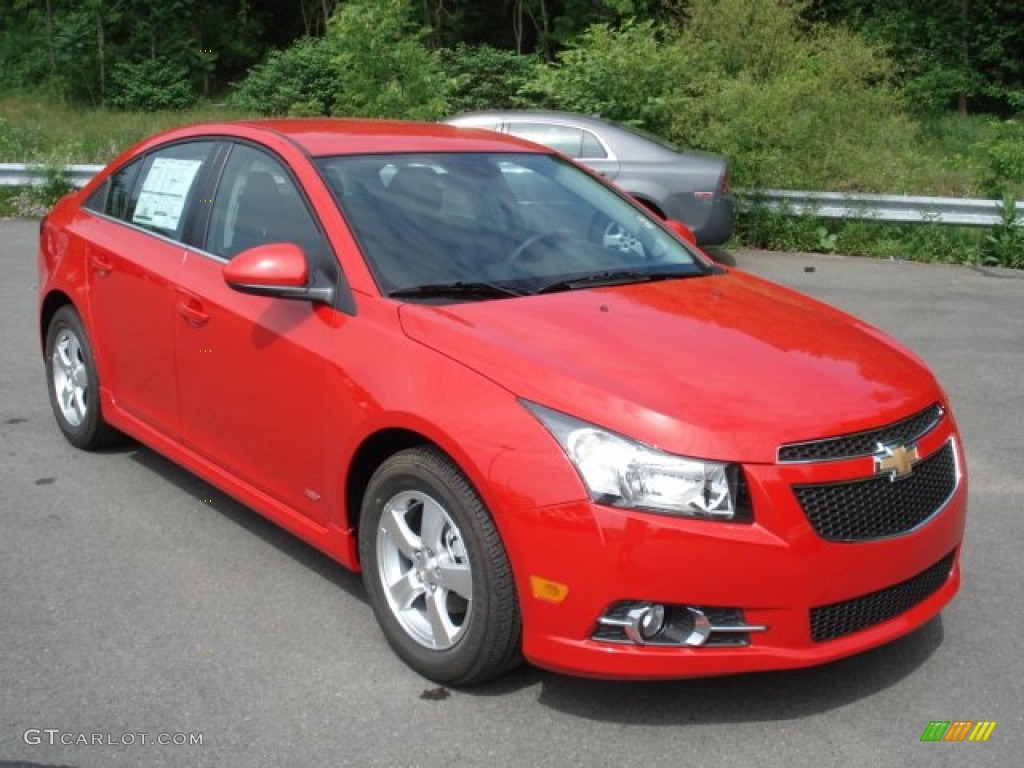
[{"x1": 524, "y1": 402, "x2": 750, "y2": 522}]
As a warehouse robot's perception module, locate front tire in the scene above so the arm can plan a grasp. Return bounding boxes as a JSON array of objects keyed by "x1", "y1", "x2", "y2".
[
  {"x1": 44, "y1": 306, "x2": 122, "y2": 450},
  {"x1": 359, "y1": 446, "x2": 521, "y2": 685}
]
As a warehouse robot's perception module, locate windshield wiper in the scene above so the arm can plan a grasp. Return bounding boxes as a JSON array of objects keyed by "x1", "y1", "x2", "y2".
[
  {"x1": 389, "y1": 281, "x2": 525, "y2": 300},
  {"x1": 536, "y1": 269, "x2": 699, "y2": 295}
]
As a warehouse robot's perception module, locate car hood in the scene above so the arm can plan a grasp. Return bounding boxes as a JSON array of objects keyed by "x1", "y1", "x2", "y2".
[{"x1": 397, "y1": 270, "x2": 942, "y2": 463}]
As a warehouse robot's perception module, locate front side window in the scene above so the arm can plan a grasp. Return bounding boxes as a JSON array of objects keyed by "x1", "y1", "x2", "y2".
[
  {"x1": 206, "y1": 143, "x2": 324, "y2": 260},
  {"x1": 316, "y1": 152, "x2": 708, "y2": 298}
]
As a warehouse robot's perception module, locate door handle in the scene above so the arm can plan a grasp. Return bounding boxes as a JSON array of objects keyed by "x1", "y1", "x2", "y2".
[
  {"x1": 89, "y1": 254, "x2": 113, "y2": 276},
  {"x1": 176, "y1": 292, "x2": 210, "y2": 328}
]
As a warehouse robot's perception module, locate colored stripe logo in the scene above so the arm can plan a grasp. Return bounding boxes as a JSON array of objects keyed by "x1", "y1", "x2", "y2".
[{"x1": 921, "y1": 721, "x2": 996, "y2": 742}]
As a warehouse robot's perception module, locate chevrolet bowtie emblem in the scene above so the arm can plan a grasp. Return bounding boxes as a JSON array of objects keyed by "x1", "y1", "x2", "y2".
[{"x1": 873, "y1": 442, "x2": 920, "y2": 480}]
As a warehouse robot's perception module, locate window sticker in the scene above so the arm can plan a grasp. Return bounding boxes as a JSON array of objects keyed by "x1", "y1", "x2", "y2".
[{"x1": 132, "y1": 157, "x2": 203, "y2": 232}]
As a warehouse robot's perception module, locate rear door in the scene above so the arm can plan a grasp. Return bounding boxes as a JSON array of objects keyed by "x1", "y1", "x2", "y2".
[{"x1": 83, "y1": 141, "x2": 216, "y2": 439}]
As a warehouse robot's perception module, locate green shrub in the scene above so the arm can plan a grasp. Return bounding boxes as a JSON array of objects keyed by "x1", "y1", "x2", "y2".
[
  {"x1": 108, "y1": 59, "x2": 197, "y2": 111},
  {"x1": 672, "y1": 0, "x2": 915, "y2": 191},
  {"x1": 232, "y1": 37, "x2": 340, "y2": 116},
  {"x1": 522, "y1": 19, "x2": 682, "y2": 135},
  {"x1": 979, "y1": 119, "x2": 1024, "y2": 197},
  {"x1": 523, "y1": 1, "x2": 917, "y2": 192},
  {"x1": 979, "y1": 193, "x2": 1024, "y2": 268},
  {"x1": 327, "y1": 0, "x2": 446, "y2": 120},
  {"x1": 232, "y1": 0, "x2": 446, "y2": 120},
  {"x1": 439, "y1": 44, "x2": 539, "y2": 114},
  {"x1": 736, "y1": 206, "x2": 986, "y2": 265}
]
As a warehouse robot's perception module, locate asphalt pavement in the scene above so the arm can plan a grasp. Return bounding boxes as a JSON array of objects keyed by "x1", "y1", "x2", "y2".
[{"x1": 1, "y1": 218, "x2": 1021, "y2": 767}]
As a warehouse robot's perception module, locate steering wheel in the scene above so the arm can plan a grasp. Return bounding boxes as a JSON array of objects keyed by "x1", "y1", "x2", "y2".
[{"x1": 507, "y1": 232, "x2": 566, "y2": 268}]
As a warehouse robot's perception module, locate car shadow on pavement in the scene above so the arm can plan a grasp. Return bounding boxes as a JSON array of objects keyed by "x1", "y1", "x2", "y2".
[
  {"x1": 126, "y1": 443, "x2": 367, "y2": 602},
  {"x1": 526, "y1": 617, "x2": 945, "y2": 723}
]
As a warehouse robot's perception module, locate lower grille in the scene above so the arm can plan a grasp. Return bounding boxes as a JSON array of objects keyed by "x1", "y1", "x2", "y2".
[
  {"x1": 793, "y1": 441, "x2": 957, "y2": 541},
  {"x1": 810, "y1": 550, "x2": 955, "y2": 642}
]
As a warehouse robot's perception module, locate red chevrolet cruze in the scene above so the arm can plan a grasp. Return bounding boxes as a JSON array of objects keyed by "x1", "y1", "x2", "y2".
[{"x1": 38, "y1": 120, "x2": 966, "y2": 685}]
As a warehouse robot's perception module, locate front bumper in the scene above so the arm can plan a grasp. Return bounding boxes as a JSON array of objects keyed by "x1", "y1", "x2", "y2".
[{"x1": 501, "y1": 423, "x2": 966, "y2": 680}]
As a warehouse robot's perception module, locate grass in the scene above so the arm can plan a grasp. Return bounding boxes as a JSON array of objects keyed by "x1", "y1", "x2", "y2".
[
  {"x1": 0, "y1": 95, "x2": 256, "y2": 165},
  {"x1": 904, "y1": 114, "x2": 1022, "y2": 198},
  {"x1": 735, "y1": 207, "x2": 1024, "y2": 269}
]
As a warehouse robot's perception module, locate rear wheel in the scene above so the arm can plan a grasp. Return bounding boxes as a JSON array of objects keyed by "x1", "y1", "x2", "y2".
[
  {"x1": 44, "y1": 306, "x2": 122, "y2": 449},
  {"x1": 359, "y1": 446, "x2": 521, "y2": 685}
]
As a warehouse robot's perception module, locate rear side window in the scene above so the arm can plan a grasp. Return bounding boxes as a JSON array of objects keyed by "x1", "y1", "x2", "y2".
[
  {"x1": 126, "y1": 142, "x2": 215, "y2": 241},
  {"x1": 508, "y1": 123, "x2": 583, "y2": 158}
]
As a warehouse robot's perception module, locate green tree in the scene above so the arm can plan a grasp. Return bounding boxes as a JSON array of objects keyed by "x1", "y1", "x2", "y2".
[
  {"x1": 439, "y1": 44, "x2": 539, "y2": 113},
  {"x1": 232, "y1": 36, "x2": 340, "y2": 116},
  {"x1": 523, "y1": 19, "x2": 682, "y2": 134},
  {"x1": 232, "y1": 0, "x2": 448, "y2": 119},
  {"x1": 809, "y1": 0, "x2": 1024, "y2": 115},
  {"x1": 328, "y1": 0, "x2": 446, "y2": 120},
  {"x1": 525, "y1": 0, "x2": 916, "y2": 191}
]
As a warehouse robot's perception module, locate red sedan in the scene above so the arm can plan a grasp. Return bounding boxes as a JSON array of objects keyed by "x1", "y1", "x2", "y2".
[{"x1": 38, "y1": 120, "x2": 966, "y2": 685}]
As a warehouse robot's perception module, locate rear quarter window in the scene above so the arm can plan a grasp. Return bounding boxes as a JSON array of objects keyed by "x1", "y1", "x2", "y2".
[{"x1": 83, "y1": 159, "x2": 142, "y2": 218}]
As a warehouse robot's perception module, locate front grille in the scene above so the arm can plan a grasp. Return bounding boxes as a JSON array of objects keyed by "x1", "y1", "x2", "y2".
[
  {"x1": 810, "y1": 550, "x2": 955, "y2": 642},
  {"x1": 793, "y1": 441, "x2": 957, "y2": 542},
  {"x1": 778, "y1": 404, "x2": 944, "y2": 463}
]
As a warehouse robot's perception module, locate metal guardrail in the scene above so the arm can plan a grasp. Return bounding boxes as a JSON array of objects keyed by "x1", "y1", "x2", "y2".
[
  {"x1": 1, "y1": 163, "x2": 1019, "y2": 227},
  {"x1": 740, "y1": 189, "x2": 1021, "y2": 227},
  {"x1": 0, "y1": 163, "x2": 103, "y2": 188}
]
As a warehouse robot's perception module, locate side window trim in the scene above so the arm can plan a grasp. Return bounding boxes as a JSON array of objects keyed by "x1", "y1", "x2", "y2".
[{"x1": 182, "y1": 141, "x2": 231, "y2": 249}]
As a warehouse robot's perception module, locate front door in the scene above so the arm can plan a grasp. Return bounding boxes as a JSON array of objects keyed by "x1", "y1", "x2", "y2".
[{"x1": 173, "y1": 143, "x2": 334, "y2": 524}]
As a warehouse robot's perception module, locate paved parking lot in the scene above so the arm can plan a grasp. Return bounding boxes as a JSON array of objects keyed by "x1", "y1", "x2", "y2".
[{"x1": 1, "y1": 218, "x2": 1020, "y2": 767}]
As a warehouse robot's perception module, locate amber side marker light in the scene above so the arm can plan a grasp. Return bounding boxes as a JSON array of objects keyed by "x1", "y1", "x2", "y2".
[{"x1": 530, "y1": 576, "x2": 570, "y2": 604}]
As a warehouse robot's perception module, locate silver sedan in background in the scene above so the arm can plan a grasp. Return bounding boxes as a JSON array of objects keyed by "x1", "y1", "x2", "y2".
[{"x1": 444, "y1": 110, "x2": 734, "y2": 245}]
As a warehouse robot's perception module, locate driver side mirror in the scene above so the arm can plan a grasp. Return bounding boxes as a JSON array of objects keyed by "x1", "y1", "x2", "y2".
[
  {"x1": 664, "y1": 219, "x2": 697, "y2": 246},
  {"x1": 223, "y1": 243, "x2": 333, "y2": 304}
]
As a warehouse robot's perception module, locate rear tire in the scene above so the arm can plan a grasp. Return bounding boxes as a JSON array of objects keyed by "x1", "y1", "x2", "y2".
[
  {"x1": 359, "y1": 446, "x2": 522, "y2": 685},
  {"x1": 44, "y1": 306, "x2": 122, "y2": 450}
]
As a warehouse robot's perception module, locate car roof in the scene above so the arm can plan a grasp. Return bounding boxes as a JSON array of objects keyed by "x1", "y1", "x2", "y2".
[
  {"x1": 137, "y1": 119, "x2": 551, "y2": 158},
  {"x1": 446, "y1": 110, "x2": 644, "y2": 137},
  {"x1": 453, "y1": 111, "x2": 731, "y2": 166},
  {"x1": 444, "y1": 110, "x2": 690, "y2": 160}
]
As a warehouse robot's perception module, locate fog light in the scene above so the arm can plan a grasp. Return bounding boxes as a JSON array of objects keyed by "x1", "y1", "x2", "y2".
[
  {"x1": 624, "y1": 603, "x2": 666, "y2": 644},
  {"x1": 593, "y1": 601, "x2": 768, "y2": 647}
]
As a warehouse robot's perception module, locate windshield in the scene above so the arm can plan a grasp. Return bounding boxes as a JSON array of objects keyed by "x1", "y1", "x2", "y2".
[{"x1": 314, "y1": 152, "x2": 710, "y2": 298}]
